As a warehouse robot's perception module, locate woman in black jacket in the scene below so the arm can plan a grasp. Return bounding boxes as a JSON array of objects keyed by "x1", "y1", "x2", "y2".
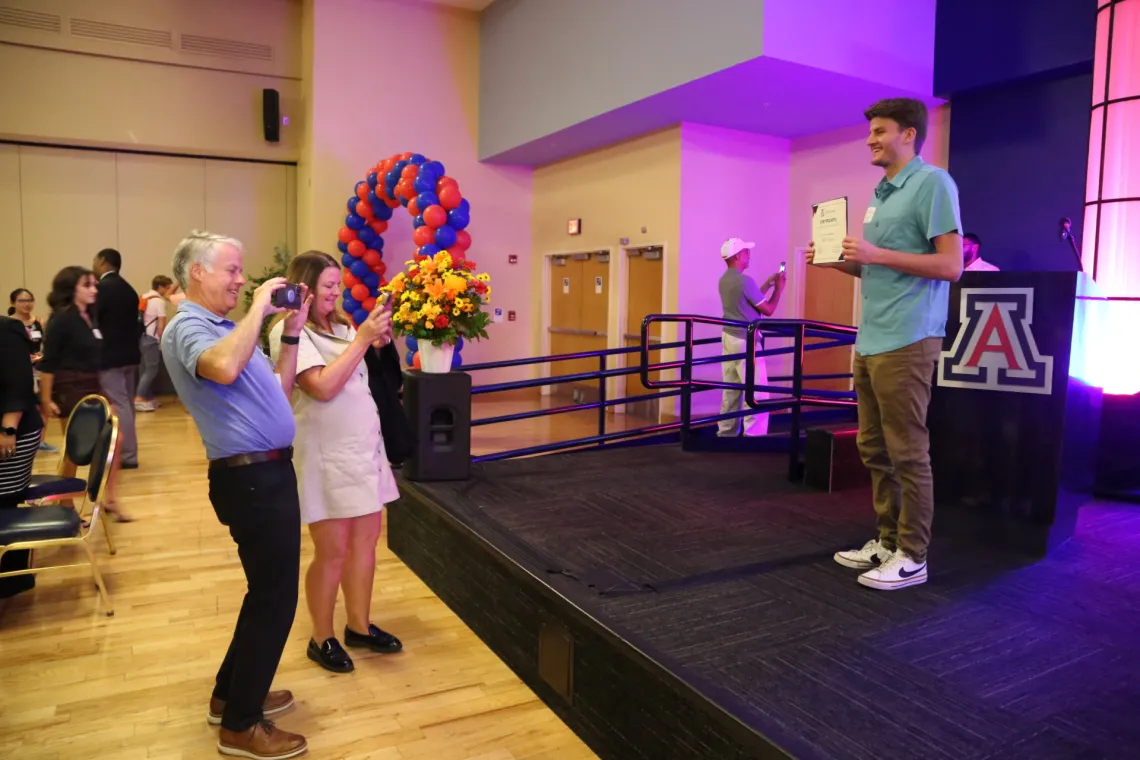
[{"x1": 0, "y1": 315, "x2": 46, "y2": 598}]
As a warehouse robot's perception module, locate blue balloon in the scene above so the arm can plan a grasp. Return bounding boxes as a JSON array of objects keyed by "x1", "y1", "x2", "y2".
[
  {"x1": 374, "y1": 204, "x2": 393, "y2": 222},
  {"x1": 399, "y1": 194, "x2": 410, "y2": 207},
  {"x1": 367, "y1": 171, "x2": 379, "y2": 189},
  {"x1": 354, "y1": 181, "x2": 368, "y2": 196},
  {"x1": 455, "y1": 335, "x2": 464, "y2": 351},
  {"x1": 345, "y1": 213, "x2": 366, "y2": 230},
  {"x1": 408, "y1": 154, "x2": 427, "y2": 165},
  {"x1": 421, "y1": 160, "x2": 445, "y2": 179},
  {"x1": 416, "y1": 191, "x2": 441, "y2": 210},
  {"x1": 350, "y1": 259, "x2": 370, "y2": 278},
  {"x1": 405, "y1": 351, "x2": 415, "y2": 366},
  {"x1": 405, "y1": 336, "x2": 419, "y2": 352},
  {"x1": 342, "y1": 253, "x2": 355, "y2": 268},
  {"x1": 337, "y1": 241, "x2": 349, "y2": 254},
  {"x1": 451, "y1": 353, "x2": 463, "y2": 369},
  {"x1": 434, "y1": 225, "x2": 457, "y2": 249},
  {"x1": 394, "y1": 160, "x2": 409, "y2": 174},
  {"x1": 385, "y1": 169, "x2": 401, "y2": 189},
  {"x1": 413, "y1": 214, "x2": 426, "y2": 229},
  {"x1": 367, "y1": 190, "x2": 382, "y2": 207},
  {"x1": 419, "y1": 244, "x2": 441, "y2": 257},
  {"x1": 353, "y1": 308, "x2": 369, "y2": 325},
  {"x1": 456, "y1": 198, "x2": 470, "y2": 215},
  {"x1": 448, "y1": 209, "x2": 470, "y2": 230},
  {"x1": 356, "y1": 228, "x2": 374, "y2": 247},
  {"x1": 347, "y1": 196, "x2": 360, "y2": 213},
  {"x1": 414, "y1": 173, "x2": 437, "y2": 194},
  {"x1": 363, "y1": 272, "x2": 380, "y2": 289},
  {"x1": 342, "y1": 294, "x2": 360, "y2": 314}
]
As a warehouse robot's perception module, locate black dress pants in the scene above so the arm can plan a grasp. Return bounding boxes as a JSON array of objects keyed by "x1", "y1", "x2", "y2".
[{"x1": 207, "y1": 458, "x2": 301, "y2": 732}]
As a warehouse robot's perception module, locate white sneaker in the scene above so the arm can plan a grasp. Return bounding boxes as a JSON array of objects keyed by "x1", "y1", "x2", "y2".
[
  {"x1": 834, "y1": 538, "x2": 891, "y2": 570},
  {"x1": 857, "y1": 549, "x2": 927, "y2": 591}
]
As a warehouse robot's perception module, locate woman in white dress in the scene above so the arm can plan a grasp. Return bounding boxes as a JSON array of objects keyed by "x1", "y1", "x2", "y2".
[{"x1": 269, "y1": 251, "x2": 403, "y2": 673}]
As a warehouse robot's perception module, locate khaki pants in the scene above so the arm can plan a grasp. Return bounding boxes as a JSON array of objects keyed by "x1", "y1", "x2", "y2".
[
  {"x1": 718, "y1": 333, "x2": 769, "y2": 437},
  {"x1": 853, "y1": 337, "x2": 941, "y2": 562}
]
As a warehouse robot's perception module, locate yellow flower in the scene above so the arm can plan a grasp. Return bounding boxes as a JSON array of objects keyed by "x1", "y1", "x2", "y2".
[
  {"x1": 452, "y1": 308, "x2": 461, "y2": 316},
  {"x1": 443, "y1": 274, "x2": 467, "y2": 296}
]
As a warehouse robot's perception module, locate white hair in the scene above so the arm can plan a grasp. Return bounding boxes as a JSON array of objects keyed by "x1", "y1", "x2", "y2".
[{"x1": 172, "y1": 230, "x2": 244, "y2": 290}]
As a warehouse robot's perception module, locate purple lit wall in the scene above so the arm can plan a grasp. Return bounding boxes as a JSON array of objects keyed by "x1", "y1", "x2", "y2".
[{"x1": 1084, "y1": 0, "x2": 1140, "y2": 394}]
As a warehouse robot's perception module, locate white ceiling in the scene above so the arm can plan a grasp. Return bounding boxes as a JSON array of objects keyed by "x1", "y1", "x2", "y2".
[{"x1": 413, "y1": 0, "x2": 497, "y2": 10}]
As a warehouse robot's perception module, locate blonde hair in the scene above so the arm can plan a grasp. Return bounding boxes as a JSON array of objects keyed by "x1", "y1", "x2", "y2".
[{"x1": 285, "y1": 250, "x2": 350, "y2": 332}]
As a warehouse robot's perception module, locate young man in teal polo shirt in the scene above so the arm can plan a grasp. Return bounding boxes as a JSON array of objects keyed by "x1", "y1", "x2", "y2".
[{"x1": 806, "y1": 98, "x2": 963, "y2": 591}]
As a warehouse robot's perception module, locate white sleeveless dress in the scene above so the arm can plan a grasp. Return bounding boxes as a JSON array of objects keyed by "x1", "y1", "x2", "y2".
[{"x1": 269, "y1": 321, "x2": 400, "y2": 524}]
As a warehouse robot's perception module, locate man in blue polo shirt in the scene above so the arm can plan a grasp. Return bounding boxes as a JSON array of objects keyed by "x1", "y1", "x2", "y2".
[
  {"x1": 806, "y1": 98, "x2": 963, "y2": 592},
  {"x1": 163, "y1": 230, "x2": 312, "y2": 760}
]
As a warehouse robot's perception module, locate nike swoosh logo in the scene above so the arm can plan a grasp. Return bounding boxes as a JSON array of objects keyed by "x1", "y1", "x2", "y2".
[{"x1": 899, "y1": 565, "x2": 926, "y2": 579}]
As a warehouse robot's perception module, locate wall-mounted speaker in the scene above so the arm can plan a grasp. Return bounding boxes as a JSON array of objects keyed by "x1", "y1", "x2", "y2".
[{"x1": 262, "y1": 88, "x2": 280, "y2": 143}]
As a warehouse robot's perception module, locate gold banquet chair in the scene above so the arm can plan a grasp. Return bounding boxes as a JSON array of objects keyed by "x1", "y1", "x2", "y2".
[
  {"x1": 0, "y1": 413, "x2": 119, "y2": 616},
  {"x1": 24, "y1": 394, "x2": 117, "y2": 555}
]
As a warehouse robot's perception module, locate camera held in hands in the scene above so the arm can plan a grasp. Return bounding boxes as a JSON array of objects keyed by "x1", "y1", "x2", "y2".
[{"x1": 272, "y1": 283, "x2": 303, "y2": 310}]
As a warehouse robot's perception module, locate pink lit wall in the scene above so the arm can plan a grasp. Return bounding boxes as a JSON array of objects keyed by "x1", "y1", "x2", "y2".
[
  {"x1": 300, "y1": 0, "x2": 532, "y2": 382},
  {"x1": 1083, "y1": 0, "x2": 1140, "y2": 394},
  {"x1": 678, "y1": 123, "x2": 790, "y2": 417}
]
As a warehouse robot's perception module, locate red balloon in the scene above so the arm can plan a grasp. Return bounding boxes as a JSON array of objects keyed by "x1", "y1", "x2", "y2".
[
  {"x1": 400, "y1": 152, "x2": 413, "y2": 161},
  {"x1": 374, "y1": 261, "x2": 387, "y2": 276},
  {"x1": 401, "y1": 164, "x2": 419, "y2": 180},
  {"x1": 438, "y1": 184, "x2": 463, "y2": 210},
  {"x1": 408, "y1": 198, "x2": 421, "y2": 217},
  {"x1": 401, "y1": 183, "x2": 418, "y2": 201},
  {"x1": 356, "y1": 184, "x2": 369, "y2": 200},
  {"x1": 355, "y1": 200, "x2": 373, "y2": 219},
  {"x1": 361, "y1": 297, "x2": 377, "y2": 312},
  {"x1": 363, "y1": 249, "x2": 382, "y2": 268},
  {"x1": 380, "y1": 277, "x2": 388, "y2": 287},
  {"x1": 347, "y1": 240, "x2": 366, "y2": 258},
  {"x1": 351, "y1": 283, "x2": 370, "y2": 301},
  {"x1": 368, "y1": 220, "x2": 388, "y2": 235},
  {"x1": 423, "y1": 205, "x2": 448, "y2": 228},
  {"x1": 343, "y1": 272, "x2": 359, "y2": 289},
  {"x1": 338, "y1": 227, "x2": 357, "y2": 244},
  {"x1": 413, "y1": 225, "x2": 435, "y2": 247},
  {"x1": 386, "y1": 198, "x2": 400, "y2": 209},
  {"x1": 453, "y1": 229, "x2": 472, "y2": 250}
]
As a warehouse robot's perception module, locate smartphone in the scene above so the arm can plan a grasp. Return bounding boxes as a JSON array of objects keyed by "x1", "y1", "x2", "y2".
[
  {"x1": 779, "y1": 261, "x2": 786, "y2": 274},
  {"x1": 272, "y1": 283, "x2": 303, "y2": 309},
  {"x1": 377, "y1": 291, "x2": 391, "y2": 308}
]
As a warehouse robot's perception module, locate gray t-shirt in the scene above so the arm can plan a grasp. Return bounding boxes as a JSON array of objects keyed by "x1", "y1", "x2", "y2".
[{"x1": 719, "y1": 268, "x2": 766, "y2": 338}]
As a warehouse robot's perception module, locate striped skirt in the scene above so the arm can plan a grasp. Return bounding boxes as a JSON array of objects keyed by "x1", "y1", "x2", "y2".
[{"x1": 0, "y1": 427, "x2": 43, "y2": 599}]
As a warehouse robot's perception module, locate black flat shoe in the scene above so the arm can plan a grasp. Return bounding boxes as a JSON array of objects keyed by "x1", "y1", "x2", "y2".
[
  {"x1": 344, "y1": 624, "x2": 403, "y2": 654},
  {"x1": 307, "y1": 637, "x2": 354, "y2": 673}
]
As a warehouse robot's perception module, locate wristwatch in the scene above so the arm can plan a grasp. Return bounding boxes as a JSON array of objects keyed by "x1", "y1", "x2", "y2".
[{"x1": 0, "y1": 426, "x2": 16, "y2": 436}]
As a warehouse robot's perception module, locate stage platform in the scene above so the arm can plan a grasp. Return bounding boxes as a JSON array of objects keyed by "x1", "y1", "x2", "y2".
[{"x1": 389, "y1": 446, "x2": 1140, "y2": 760}]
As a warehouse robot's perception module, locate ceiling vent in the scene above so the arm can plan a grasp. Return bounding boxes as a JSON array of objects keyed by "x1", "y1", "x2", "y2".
[
  {"x1": 180, "y1": 33, "x2": 273, "y2": 62},
  {"x1": 0, "y1": 6, "x2": 62, "y2": 33},
  {"x1": 70, "y1": 17, "x2": 172, "y2": 48}
]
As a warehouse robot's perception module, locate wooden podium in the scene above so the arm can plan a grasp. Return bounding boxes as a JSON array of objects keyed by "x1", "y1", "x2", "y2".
[{"x1": 928, "y1": 271, "x2": 1103, "y2": 557}]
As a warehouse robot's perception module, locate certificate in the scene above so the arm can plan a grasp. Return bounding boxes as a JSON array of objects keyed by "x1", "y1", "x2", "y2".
[{"x1": 811, "y1": 197, "x2": 848, "y2": 265}]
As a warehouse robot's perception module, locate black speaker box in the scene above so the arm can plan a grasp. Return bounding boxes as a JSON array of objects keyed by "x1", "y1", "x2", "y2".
[
  {"x1": 404, "y1": 370, "x2": 471, "y2": 482},
  {"x1": 803, "y1": 425, "x2": 868, "y2": 492},
  {"x1": 262, "y1": 88, "x2": 280, "y2": 143}
]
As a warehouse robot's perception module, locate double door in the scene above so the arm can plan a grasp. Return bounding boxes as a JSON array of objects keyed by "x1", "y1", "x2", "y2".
[{"x1": 548, "y1": 253, "x2": 609, "y2": 400}]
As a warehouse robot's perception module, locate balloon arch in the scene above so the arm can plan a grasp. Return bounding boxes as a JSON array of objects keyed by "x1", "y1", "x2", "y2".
[{"x1": 335, "y1": 152, "x2": 471, "y2": 368}]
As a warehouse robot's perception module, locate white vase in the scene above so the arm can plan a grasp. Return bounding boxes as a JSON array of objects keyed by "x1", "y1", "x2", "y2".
[{"x1": 418, "y1": 342, "x2": 455, "y2": 373}]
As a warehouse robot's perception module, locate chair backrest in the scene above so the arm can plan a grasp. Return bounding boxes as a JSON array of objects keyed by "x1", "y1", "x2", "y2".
[
  {"x1": 86, "y1": 414, "x2": 119, "y2": 505},
  {"x1": 61, "y1": 395, "x2": 111, "y2": 469}
]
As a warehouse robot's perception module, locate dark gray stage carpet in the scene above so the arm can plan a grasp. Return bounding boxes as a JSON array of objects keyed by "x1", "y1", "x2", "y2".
[{"x1": 412, "y1": 447, "x2": 1140, "y2": 760}]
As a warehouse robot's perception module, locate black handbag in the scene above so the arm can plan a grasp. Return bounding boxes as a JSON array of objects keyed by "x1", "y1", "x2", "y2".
[{"x1": 363, "y1": 343, "x2": 415, "y2": 465}]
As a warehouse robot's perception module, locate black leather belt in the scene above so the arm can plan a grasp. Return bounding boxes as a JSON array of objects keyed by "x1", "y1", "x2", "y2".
[{"x1": 209, "y1": 446, "x2": 293, "y2": 471}]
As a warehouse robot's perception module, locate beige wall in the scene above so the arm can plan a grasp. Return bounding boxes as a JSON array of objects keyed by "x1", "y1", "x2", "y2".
[
  {"x1": 531, "y1": 128, "x2": 682, "y2": 367},
  {"x1": 0, "y1": 0, "x2": 302, "y2": 160},
  {"x1": 1, "y1": 144, "x2": 295, "y2": 318}
]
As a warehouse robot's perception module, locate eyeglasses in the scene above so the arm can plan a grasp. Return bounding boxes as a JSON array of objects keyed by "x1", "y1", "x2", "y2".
[{"x1": 15, "y1": 298, "x2": 34, "y2": 304}]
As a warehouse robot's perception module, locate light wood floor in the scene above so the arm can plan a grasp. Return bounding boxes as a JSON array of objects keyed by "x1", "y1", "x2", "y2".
[{"x1": 0, "y1": 396, "x2": 626, "y2": 760}]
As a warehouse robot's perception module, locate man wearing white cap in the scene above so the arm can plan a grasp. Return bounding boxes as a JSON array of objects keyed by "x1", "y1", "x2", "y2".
[{"x1": 717, "y1": 238, "x2": 786, "y2": 437}]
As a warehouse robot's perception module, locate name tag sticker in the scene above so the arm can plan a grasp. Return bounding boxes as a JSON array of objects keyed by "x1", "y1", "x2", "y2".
[
  {"x1": 863, "y1": 207, "x2": 877, "y2": 223},
  {"x1": 92, "y1": 329, "x2": 103, "y2": 340},
  {"x1": 29, "y1": 329, "x2": 42, "y2": 340}
]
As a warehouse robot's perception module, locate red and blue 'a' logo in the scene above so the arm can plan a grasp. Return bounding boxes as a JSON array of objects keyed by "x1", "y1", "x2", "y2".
[{"x1": 938, "y1": 288, "x2": 1054, "y2": 395}]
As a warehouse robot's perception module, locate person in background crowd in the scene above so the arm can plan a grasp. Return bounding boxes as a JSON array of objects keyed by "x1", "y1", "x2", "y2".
[
  {"x1": 962, "y1": 233, "x2": 999, "y2": 271},
  {"x1": 8, "y1": 289, "x2": 57, "y2": 452},
  {"x1": 162, "y1": 230, "x2": 310, "y2": 760},
  {"x1": 39, "y1": 266, "x2": 130, "y2": 521},
  {"x1": 268, "y1": 251, "x2": 403, "y2": 675},
  {"x1": 0, "y1": 311, "x2": 45, "y2": 599},
  {"x1": 717, "y1": 238, "x2": 785, "y2": 438},
  {"x1": 135, "y1": 275, "x2": 177, "y2": 412},
  {"x1": 807, "y1": 97, "x2": 963, "y2": 591},
  {"x1": 92, "y1": 249, "x2": 141, "y2": 469}
]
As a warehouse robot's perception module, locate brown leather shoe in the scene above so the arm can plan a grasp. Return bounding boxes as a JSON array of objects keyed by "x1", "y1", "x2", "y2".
[
  {"x1": 217, "y1": 720, "x2": 307, "y2": 759},
  {"x1": 207, "y1": 690, "x2": 295, "y2": 726}
]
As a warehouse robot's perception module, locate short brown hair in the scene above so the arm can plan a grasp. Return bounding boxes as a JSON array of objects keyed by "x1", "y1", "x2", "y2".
[
  {"x1": 864, "y1": 98, "x2": 928, "y2": 154},
  {"x1": 152, "y1": 275, "x2": 173, "y2": 290}
]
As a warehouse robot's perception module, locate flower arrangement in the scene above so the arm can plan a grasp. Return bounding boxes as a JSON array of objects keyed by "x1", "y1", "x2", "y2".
[{"x1": 382, "y1": 250, "x2": 492, "y2": 346}]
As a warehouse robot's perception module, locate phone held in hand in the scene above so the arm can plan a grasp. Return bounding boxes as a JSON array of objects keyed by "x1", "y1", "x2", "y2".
[
  {"x1": 780, "y1": 261, "x2": 787, "y2": 274},
  {"x1": 377, "y1": 291, "x2": 391, "y2": 308},
  {"x1": 272, "y1": 284, "x2": 303, "y2": 310}
]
